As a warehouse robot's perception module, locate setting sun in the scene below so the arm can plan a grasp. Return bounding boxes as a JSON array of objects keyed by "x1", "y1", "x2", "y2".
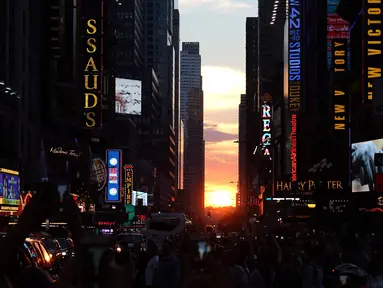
[{"x1": 205, "y1": 190, "x2": 235, "y2": 207}]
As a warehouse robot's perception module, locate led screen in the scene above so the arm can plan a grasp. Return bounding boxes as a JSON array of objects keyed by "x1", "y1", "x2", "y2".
[
  {"x1": 106, "y1": 150, "x2": 122, "y2": 202},
  {"x1": 351, "y1": 139, "x2": 383, "y2": 192},
  {"x1": 115, "y1": 78, "x2": 142, "y2": 115},
  {"x1": 0, "y1": 173, "x2": 20, "y2": 206},
  {"x1": 327, "y1": 0, "x2": 349, "y2": 67},
  {"x1": 132, "y1": 191, "x2": 148, "y2": 206}
]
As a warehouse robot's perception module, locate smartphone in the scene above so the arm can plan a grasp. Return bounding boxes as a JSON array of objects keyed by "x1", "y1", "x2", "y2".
[
  {"x1": 340, "y1": 275, "x2": 348, "y2": 285},
  {"x1": 79, "y1": 236, "x2": 114, "y2": 288},
  {"x1": 197, "y1": 241, "x2": 211, "y2": 260}
]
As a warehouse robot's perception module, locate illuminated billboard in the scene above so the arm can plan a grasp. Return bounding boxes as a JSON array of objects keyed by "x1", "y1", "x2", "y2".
[
  {"x1": 288, "y1": 0, "x2": 302, "y2": 183},
  {"x1": 132, "y1": 191, "x2": 148, "y2": 206},
  {"x1": 115, "y1": 78, "x2": 142, "y2": 115},
  {"x1": 124, "y1": 164, "x2": 134, "y2": 205},
  {"x1": 351, "y1": 139, "x2": 383, "y2": 192},
  {"x1": 106, "y1": 150, "x2": 122, "y2": 202},
  {"x1": 331, "y1": 38, "x2": 348, "y2": 132},
  {"x1": 288, "y1": 0, "x2": 302, "y2": 113},
  {"x1": 363, "y1": 0, "x2": 383, "y2": 104},
  {"x1": 261, "y1": 99, "x2": 272, "y2": 156},
  {"x1": 82, "y1": 0, "x2": 104, "y2": 128},
  {"x1": 327, "y1": 0, "x2": 349, "y2": 67},
  {"x1": 0, "y1": 169, "x2": 20, "y2": 206}
]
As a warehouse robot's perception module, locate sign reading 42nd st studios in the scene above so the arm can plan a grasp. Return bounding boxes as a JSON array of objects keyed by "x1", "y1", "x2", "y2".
[{"x1": 82, "y1": 0, "x2": 104, "y2": 128}]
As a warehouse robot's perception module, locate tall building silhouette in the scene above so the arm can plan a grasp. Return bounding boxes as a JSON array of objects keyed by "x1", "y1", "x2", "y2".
[{"x1": 181, "y1": 42, "x2": 204, "y2": 215}]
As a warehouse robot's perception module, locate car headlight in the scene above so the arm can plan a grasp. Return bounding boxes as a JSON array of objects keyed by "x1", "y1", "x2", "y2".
[
  {"x1": 116, "y1": 246, "x2": 122, "y2": 253},
  {"x1": 61, "y1": 251, "x2": 67, "y2": 256}
]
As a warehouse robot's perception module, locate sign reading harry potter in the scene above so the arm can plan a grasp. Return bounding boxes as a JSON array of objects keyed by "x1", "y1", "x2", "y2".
[{"x1": 276, "y1": 180, "x2": 343, "y2": 191}]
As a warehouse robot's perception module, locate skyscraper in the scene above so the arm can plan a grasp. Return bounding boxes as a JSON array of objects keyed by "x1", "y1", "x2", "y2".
[
  {"x1": 238, "y1": 94, "x2": 247, "y2": 207},
  {"x1": 181, "y1": 42, "x2": 204, "y2": 215},
  {"x1": 245, "y1": 17, "x2": 259, "y2": 209},
  {"x1": 180, "y1": 43, "x2": 202, "y2": 122},
  {"x1": 173, "y1": 9, "x2": 181, "y2": 193},
  {"x1": 143, "y1": 0, "x2": 176, "y2": 209}
]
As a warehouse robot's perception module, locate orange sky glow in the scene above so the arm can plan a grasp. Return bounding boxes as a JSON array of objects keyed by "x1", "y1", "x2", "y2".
[{"x1": 203, "y1": 66, "x2": 243, "y2": 207}]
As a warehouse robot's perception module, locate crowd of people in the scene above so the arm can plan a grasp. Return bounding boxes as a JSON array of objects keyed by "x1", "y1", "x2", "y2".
[{"x1": 0, "y1": 183, "x2": 383, "y2": 287}]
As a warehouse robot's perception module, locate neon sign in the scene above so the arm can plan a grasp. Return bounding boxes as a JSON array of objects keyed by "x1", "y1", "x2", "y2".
[
  {"x1": 124, "y1": 165, "x2": 134, "y2": 205},
  {"x1": 276, "y1": 180, "x2": 343, "y2": 191},
  {"x1": 106, "y1": 150, "x2": 122, "y2": 203},
  {"x1": 261, "y1": 103, "x2": 272, "y2": 156},
  {"x1": 288, "y1": 0, "x2": 301, "y2": 112},
  {"x1": 290, "y1": 114, "x2": 297, "y2": 181}
]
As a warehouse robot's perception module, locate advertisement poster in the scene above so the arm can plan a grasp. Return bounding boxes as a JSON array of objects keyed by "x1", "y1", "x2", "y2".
[
  {"x1": 115, "y1": 78, "x2": 142, "y2": 115},
  {"x1": 106, "y1": 150, "x2": 122, "y2": 202},
  {"x1": 91, "y1": 158, "x2": 107, "y2": 191},
  {"x1": 351, "y1": 139, "x2": 383, "y2": 192},
  {"x1": 0, "y1": 173, "x2": 21, "y2": 206}
]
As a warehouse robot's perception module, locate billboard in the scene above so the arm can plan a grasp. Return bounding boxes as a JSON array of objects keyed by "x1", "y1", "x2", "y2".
[
  {"x1": 261, "y1": 100, "x2": 272, "y2": 156},
  {"x1": 0, "y1": 170, "x2": 20, "y2": 206},
  {"x1": 132, "y1": 191, "x2": 148, "y2": 206},
  {"x1": 362, "y1": 0, "x2": 383, "y2": 104},
  {"x1": 288, "y1": 0, "x2": 302, "y2": 183},
  {"x1": 106, "y1": 150, "x2": 122, "y2": 202},
  {"x1": 327, "y1": 0, "x2": 349, "y2": 67},
  {"x1": 115, "y1": 78, "x2": 142, "y2": 115},
  {"x1": 82, "y1": 0, "x2": 104, "y2": 128},
  {"x1": 124, "y1": 165, "x2": 134, "y2": 205},
  {"x1": 288, "y1": 0, "x2": 302, "y2": 113},
  {"x1": 351, "y1": 139, "x2": 383, "y2": 192},
  {"x1": 91, "y1": 158, "x2": 107, "y2": 192}
]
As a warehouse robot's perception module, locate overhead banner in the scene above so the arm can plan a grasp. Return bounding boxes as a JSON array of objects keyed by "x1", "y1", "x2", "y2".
[
  {"x1": 105, "y1": 150, "x2": 122, "y2": 203},
  {"x1": 124, "y1": 164, "x2": 134, "y2": 205},
  {"x1": 363, "y1": 0, "x2": 383, "y2": 104},
  {"x1": 82, "y1": 0, "x2": 104, "y2": 128}
]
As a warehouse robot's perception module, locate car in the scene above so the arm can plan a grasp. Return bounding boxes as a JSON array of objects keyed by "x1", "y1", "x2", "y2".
[
  {"x1": 24, "y1": 238, "x2": 54, "y2": 274},
  {"x1": 42, "y1": 238, "x2": 65, "y2": 269},
  {"x1": 57, "y1": 237, "x2": 75, "y2": 259},
  {"x1": 115, "y1": 233, "x2": 145, "y2": 253}
]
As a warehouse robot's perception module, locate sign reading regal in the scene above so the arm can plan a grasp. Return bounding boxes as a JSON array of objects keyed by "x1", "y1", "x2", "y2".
[
  {"x1": 82, "y1": 0, "x2": 104, "y2": 128},
  {"x1": 261, "y1": 102, "x2": 272, "y2": 156}
]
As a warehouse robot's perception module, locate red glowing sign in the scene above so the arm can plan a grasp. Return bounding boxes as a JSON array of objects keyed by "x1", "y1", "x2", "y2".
[{"x1": 290, "y1": 114, "x2": 297, "y2": 181}]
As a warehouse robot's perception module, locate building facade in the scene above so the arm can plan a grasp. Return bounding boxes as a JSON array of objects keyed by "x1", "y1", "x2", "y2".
[
  {"x1": 238, "y1": 94, "x2": 247, "y2": 207},
  {"x1": 180, "y1": 42, "x2": 204, "y2": 215}
]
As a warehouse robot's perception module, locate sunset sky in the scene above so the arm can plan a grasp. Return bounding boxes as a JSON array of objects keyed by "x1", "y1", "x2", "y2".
[{"x1": 178, "y1": 0, "x2": 258, "y2": 207}]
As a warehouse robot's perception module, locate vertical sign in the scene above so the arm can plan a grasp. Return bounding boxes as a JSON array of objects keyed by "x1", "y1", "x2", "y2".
[
  {"x1": 106, "y1": 150, "x2": 122, "y2": 202},
  {"x1": 261, "y1": 102, "x2": 272, "y2": 156},
  {"x1": 363, "y1": 0, "x2": 383, "y2": 104},
  {"x1": 288, "y1": 0, "x2": 302, "y2": 113},
  {"x1": 327, "y1": 0, "x2": 349, "y2": 68},
  {"x1": 124, "y1": 164, "x2": 134, "y2": 205},
  {"x1": 331, "y1": 39, "x2": 348, "y2": 132},
  {"x1": 288, "y1": 0, "x2": 301, "y2": 182},
  {"x1": 82, "y1": 0, "x2": 103, "y2": 128}
]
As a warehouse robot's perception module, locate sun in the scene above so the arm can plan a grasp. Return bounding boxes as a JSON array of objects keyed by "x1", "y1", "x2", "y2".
[{"x1": 205, "y1": 190, "x2": 235, "y2": 207}]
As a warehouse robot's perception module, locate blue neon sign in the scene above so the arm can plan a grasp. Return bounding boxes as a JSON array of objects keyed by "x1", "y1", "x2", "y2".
[
  {"x1": 288, "y1": 0, "x2": 301, "y2": 112},
  {"x1": 106, "y1": 149, "x2": 122, "y2": 202}
]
